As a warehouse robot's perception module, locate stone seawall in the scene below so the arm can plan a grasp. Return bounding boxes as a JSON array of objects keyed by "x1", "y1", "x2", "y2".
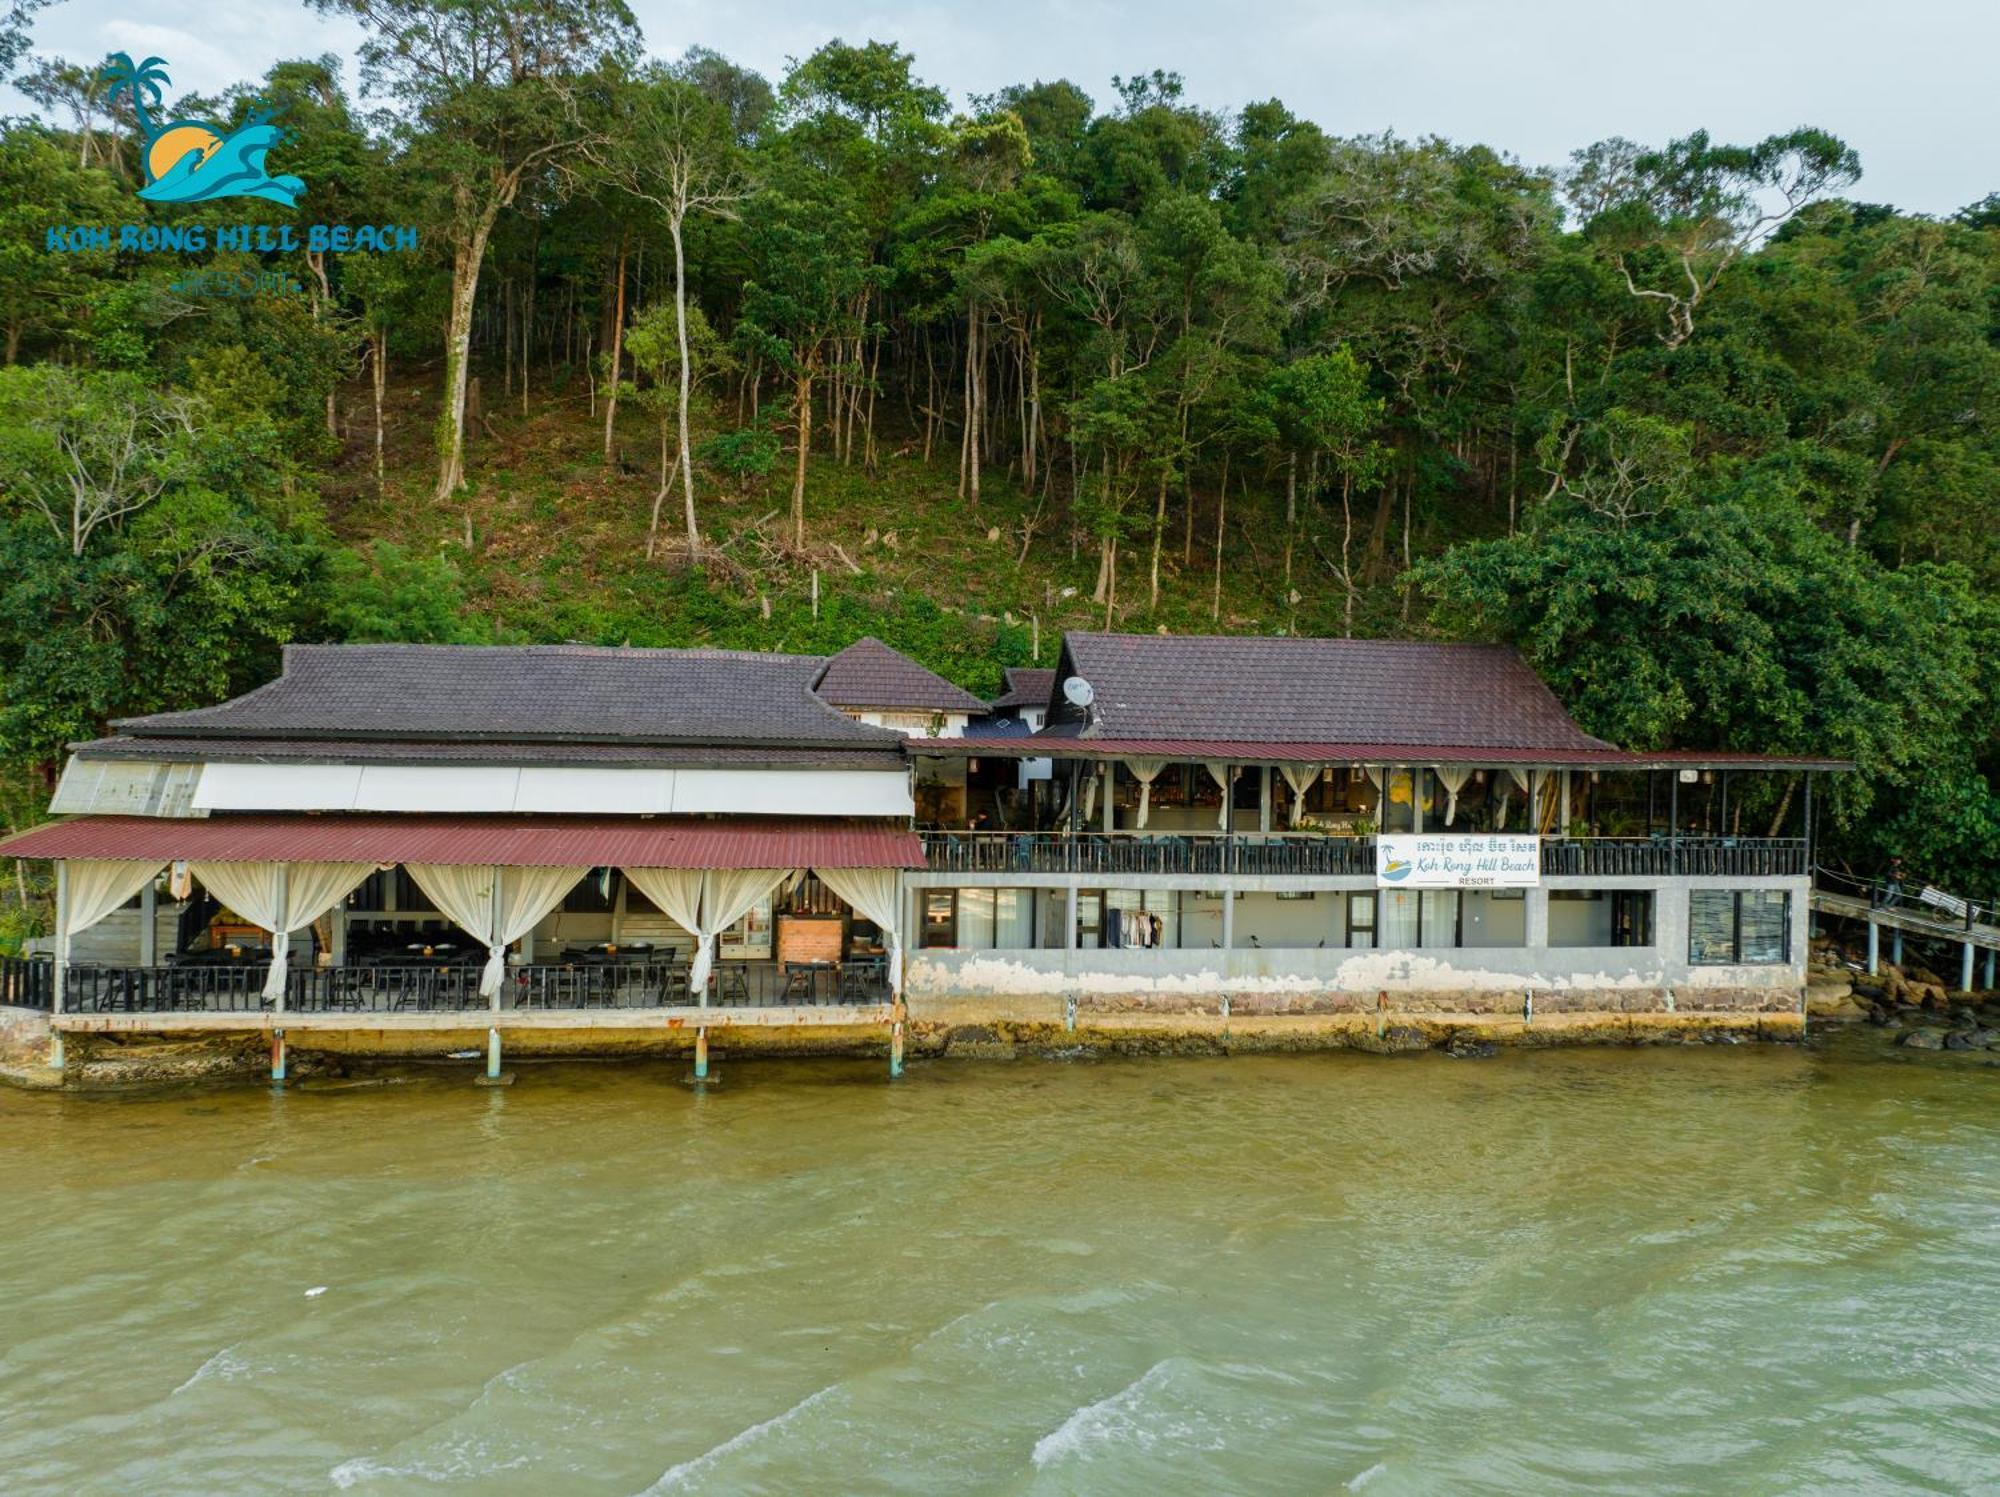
[{"x1": 3, "y1": 998, "x2": 1805, "y2": 1092}]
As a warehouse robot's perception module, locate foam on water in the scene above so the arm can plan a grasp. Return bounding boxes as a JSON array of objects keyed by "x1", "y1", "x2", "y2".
[{"x1": 638, "y1": 1384, "x2": 838, "y2": 1493}]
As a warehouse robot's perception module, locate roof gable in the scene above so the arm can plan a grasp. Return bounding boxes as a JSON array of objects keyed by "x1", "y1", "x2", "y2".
[
  {"x1": 988, "y1": 667, "x2": 1056, "y2": 713},
  {"x1": 814, "y1": 637, "x2": 987, "y2": 715},
  {"x1": 1049, "y1": 632, "x2": 1612, "y2": 753}
]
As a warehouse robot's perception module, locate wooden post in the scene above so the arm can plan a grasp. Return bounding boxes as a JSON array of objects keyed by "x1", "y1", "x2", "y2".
[
  {"x1": 889, "y1": 996, "x2": 906, "y2": 1078},
  {"x1": 139, "y1": 879, "x2": 157, "y2": 968},
  {"x1": 694, "y1": 1026, "x2": 709, "y2": 1080},
  {"x1": 271, "y1": 1030, "x2": 286, "y2": 1084},
  {"x1": 50, "y1": 861, "x2": 67, "y2": 1070}
]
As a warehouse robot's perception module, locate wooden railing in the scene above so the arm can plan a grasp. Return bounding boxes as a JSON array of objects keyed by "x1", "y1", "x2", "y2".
[{"x1": 923, "y1": 832, "x2": 1809, "y2": 880}]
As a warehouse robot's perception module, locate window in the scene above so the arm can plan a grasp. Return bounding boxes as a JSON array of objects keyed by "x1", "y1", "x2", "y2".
[
  {"x1": 1347, "y1": 892, "x2": 1375, "y2": 949},
  {"x1": 1689, "y1": 890, "x2": 1790, "y2": 965},
  {"x1": 1419, "y1": 890, "x2": 1459, "y2": 949},
  {"x1": 921, "y1": 890, "x2": 957, "y2": 948},
  {"x1": 1550, "y1": 889, "x2": 1653, "y2": 948}
]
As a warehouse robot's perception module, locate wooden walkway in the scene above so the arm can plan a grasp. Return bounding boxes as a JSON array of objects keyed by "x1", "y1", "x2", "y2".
[{"x1": 1811, "y1": 889, "x2": 1999, "y2": 988}]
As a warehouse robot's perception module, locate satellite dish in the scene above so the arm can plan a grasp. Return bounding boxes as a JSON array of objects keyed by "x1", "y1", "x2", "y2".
[{"x1": 1062, "y1": 676, "x2": 1095, "y2": 709}]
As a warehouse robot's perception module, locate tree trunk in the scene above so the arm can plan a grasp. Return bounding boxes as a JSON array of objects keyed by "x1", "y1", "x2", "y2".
[
  {"x1": 1283, "y1": 450, "x2": 1298, "y2": 595},
  {"x1": 1148, "y1": 466, "x2": 1168, "y2": 613},
  {"x1": 1211, "y1": 451, "x2": 1229, "y2": 620},
  {"x1": 669, "y1": 216, "x2": 701, "y2": 559},
  {"x1": 791, "y1": 367, "x2": 812, "y2": 549},
  {"x1": 1341, "y1": 471, "x2": 1355, "y2": 637},
  {"x1": 372, "y1": 329, "x2": 387, "y2": 495},
  {"x1": 434, "y1": 213, "x2": 496, "y2": 505},
  {"x1": 602, "y1": 236, "x2": 629, "y2": 462}
]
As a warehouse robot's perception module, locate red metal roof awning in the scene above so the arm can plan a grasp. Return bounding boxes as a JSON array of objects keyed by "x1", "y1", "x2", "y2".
[
  {"x1": 0, "y1": 815, "x2": 925, "y2": 869},
  {"x1": 916, "y1": 737, "x2": 1853, "y2": 771}
]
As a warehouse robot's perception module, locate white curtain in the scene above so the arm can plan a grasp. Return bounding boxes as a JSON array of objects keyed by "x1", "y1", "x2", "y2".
[
  {"x1": 1436, "y1": 767, "x2": 1471, "y2": 827},
  {"x1": 406, "y1": 863, "x2": 587, "y2": 998},
  {"x1": 192, "y1": 860, "x2": 374, "y2": 1001},
  {"x1": 1124, "y1": 758, "x2": 1169, "y2": 829},
  {"x1": 1497, "y1": 767, "x2": 1532, "y2": 830},
  {"x1": 1277, "y1": 763, "x2": 1323, "y2": 827},
  {"x1": 622, "y1": 867, "x2": 789, "y2": 996},
  {"x1": 57, "y1": 861, "x2": 167, "y2": 985},
  {"x1": 1081, "y1": 765, "x2": 1102, "y2": 826},
  {"x1": 1204, "y1": 761, "x2": 1236, "y2": 829},
  {"x1": 815, "y1": 865, "x2": 904, "y2": 994}
]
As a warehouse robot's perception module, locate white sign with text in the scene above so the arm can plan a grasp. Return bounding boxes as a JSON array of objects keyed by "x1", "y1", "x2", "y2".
[{"x1": 1376, "y1": 834, "x2": 1541, "y2": 888}]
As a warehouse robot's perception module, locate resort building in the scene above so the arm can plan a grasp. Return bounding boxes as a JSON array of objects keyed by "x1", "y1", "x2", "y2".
[
  {"x1": 905, "y1": 632, "x2": 1836, "y2": 1017},
  {"x1": 0, "y1": 631, "x2": 1843, "y2": 1080}
]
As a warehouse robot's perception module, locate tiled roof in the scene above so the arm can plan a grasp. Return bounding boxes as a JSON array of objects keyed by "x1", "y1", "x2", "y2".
[
  {"x1": 813, "y1": 637, "x2": 987, "y2": 714},
  {"x1": 988, "y1": 668, "x2": 1057, "y2": 713},
  {"x1": 1050, "y1": 632, "x2": 1615, "y2": 753},
  {"x1": 113, "y1": 645, "x2": 905, "y2": 749},
  {"x1": 0, "y1": 814, "x2": 925, "y2": 868},
  {"x1": 72, "y1": 735, "x2": 897, "y2": 770}
]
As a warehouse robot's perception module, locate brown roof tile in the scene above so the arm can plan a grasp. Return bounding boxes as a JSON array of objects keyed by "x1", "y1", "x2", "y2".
[
  {"x1": 814, "y1": 637, "x2": 987, "y2": 714},
  {"x1": 1049, "y1": 632, "x2": 1613, "y2": 753},
  {"x1": 988, "y1": 668, "x2": 1057, "y2": 713},
  {"x1": 114, "y1": 644, "x2": 904, "y2": 749}
]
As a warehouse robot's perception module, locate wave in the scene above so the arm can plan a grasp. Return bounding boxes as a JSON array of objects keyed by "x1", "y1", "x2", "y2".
[
  {"x1": 1031, "y1": 1360, "x2": 1180, "y2": 1467},
  {"x1": 637, "y1": 1384, "x2": 837, "y2": 1493}
]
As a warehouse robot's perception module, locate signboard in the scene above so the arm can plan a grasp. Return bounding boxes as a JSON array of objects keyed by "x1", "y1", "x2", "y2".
[{"x1": 1377, "y1": 834, "x2": 1540, "y2": 888}]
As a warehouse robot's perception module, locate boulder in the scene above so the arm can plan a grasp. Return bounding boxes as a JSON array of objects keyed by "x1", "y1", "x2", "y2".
[
  {"x1": 1901, "y1": 1028, "x2": 1947, "y2": 1050},
  {"x1": 1446, "y1": 1036, "x2": 1498, "y2": 1059}
]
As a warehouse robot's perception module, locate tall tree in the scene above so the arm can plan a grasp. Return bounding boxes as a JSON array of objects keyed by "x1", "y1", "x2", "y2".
[
  {"x1": 310, "y1": 0, "x2": 638, "y2": 508},
  {"x1": 604, "y1": 65, "x2": 751, "y2": 558}
]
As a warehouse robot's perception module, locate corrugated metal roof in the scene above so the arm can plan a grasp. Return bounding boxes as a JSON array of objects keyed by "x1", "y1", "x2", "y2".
[
  {"x1": 0, "y1": 815, "x2": 925, "y2": 868},
  {"x1": 904, "y1": 738, "x2": 1853, "y2": 770}
]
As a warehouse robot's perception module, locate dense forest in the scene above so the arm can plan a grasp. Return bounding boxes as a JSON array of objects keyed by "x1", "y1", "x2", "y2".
[{"x1": 0, "y1": 0, "x2": 1996, "y2": 931}]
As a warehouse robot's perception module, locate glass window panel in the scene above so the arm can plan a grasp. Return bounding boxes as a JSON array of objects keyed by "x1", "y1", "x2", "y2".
[
  {"x1": 958, "y1": 887, "x2": 997, "y2": 949},
  {"x1": 994, "y1": 889, "x2": 1034, "y2": 950},
  {"x1": 1419, "y1": 890, "x2": 1459, "y2": 948},
  {"x1": 1379, "y1": 889, "x2": 1420, "y2": 948},
  {"x1": 1688, "y1": 890, "x2": 1737, "y2": 964},
  {"x1": 1347, "y1": 891, "x2": 1375, "y2": 949},
  {"x1": 1738, "y1": 891, "x2": 1789, "y2": 964}
]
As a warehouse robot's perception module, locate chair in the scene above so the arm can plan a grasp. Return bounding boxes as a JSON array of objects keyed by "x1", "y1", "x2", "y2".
[
  {"x1": 716, "y1": 963, "x2": 750, "y2": 1006},
  {"x1": 782, "y1": 963, "x2": 818, "y2": 1003}
]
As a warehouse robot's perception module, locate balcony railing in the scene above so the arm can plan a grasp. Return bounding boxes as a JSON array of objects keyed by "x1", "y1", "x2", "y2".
[
  {"x1": 51, "y1": 959, "x2": 892, "y2": 1017},
  {"x1": 1, "y1": 955, "x2": 54, "y2": 1010},
  {"x1": 923, "y1": 831, "x2": 1375, "y2": 877},
  {"x1": 922, "y1": 831, "x2": 1809, "y2": 880}
]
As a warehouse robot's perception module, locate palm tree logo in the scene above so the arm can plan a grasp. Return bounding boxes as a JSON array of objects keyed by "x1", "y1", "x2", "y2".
[{"x1": 102, "y1": 52, "x2": 305, "y2": 207}]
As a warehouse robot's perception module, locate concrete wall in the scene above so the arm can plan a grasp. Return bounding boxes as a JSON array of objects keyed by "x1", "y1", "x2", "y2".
[{"x1": 906, "y1": 872, "x2": 1809, "y2": 1011}]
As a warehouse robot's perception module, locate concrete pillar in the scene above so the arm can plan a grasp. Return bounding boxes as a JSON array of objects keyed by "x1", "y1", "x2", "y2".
[
  {"x1": 139, "y1": 880, "x2": 157, "y2": 967},
  {"x1": 1962, "y1": 942, "x2": 1975, "y2": 992},
  {"x1": 271, "y1": 1030, "x2": 286, "y2": 1084},
  {"x1": 1101, "y1": 763, "x2": 1115, "y2": 833},
  {"x1": 1525, "y1": 885, "x2": 1550, "y2": 950},
  {"x1": 270, "y1": 864, "x2": 290, "y2": 1017},
  {"x1": 693, "y1": 1027, "x2": 709, "y2": 1080},
  {"x1": 1221, "y1": 886, "x2": 1235, "y2": 952},
  {"x1": 1258, "y1": 767, "x2": 1272, "y2": 833},
  {"x1": 1408, "y1": 767, "x2": 1421, "y2": 834},
  {"x1": 1891, "y1": 928, "x2": 1903, "y2": 966},
  {"x1": 889, "y1": 999, "x2": 906, "y2": 1078},
  {"x1": 1559, "y1": 770, "x2": 1572, "y2": 836},
  {"x1": 1866, "y1": 920, "x2": 1879, "y2": 975},
  {"x1": 331, "y1": 902, "x2": 348, "y2": 967},
  {"x1": 487, "y1": 1027, "x2": 502, "y2": 1079},
  {"x1": 1985, "y1": 946, "x2": 1995, "y2": 990},
  {"x1": 1064, "y1": 883, "x2": 1079, "y2": 951}
]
